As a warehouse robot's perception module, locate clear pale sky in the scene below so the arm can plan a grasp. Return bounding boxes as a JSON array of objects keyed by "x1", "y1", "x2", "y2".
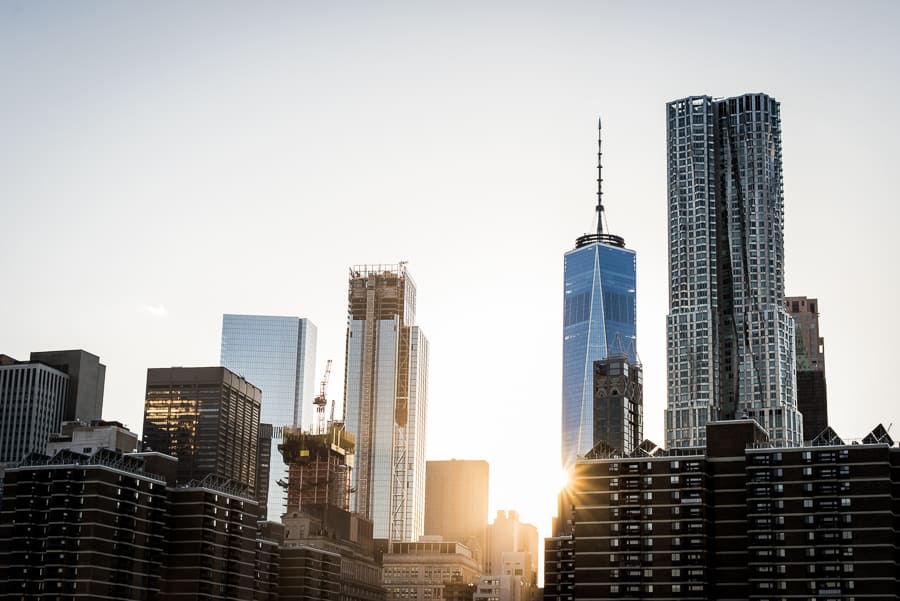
[{"x1": 3, "y1": 0, "x2": 899, "y2": 572}]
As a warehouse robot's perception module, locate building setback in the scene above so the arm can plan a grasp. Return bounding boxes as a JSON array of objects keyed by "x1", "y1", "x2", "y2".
[
  {"x1": 221, "y1": 314, "x2": 317, "y2": 520},
  {"x1": 142, "y1": 366, "x2": 261, "y2": 494},
  {"x1": 424, "y1": 459, "x2": 489, "y2": 568},
  {"x1": 343, "y1": 264, "x2": 429, "y2": 541},
  {"x1": 786, "y1": 296, "x2": 828, "y2": 439},
  {"x1": 665, "y1": 94, "x2": 801, "y2": 448},
  {"x1": 544, "y1": 420, "x2": 900, "y2": 601},
  {"x1": 161, "y1": 475, "x2": 263, "y2": 601}
]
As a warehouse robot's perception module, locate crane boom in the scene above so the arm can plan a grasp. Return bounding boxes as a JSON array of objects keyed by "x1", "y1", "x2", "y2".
[{"x1": 314, "y1": 359, "x2": 332, "y2": 434}]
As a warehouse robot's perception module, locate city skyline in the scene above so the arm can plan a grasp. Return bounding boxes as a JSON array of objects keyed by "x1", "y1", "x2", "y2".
[{"x1": 2, "y1": 1, "x2": 899, "y2": 561}]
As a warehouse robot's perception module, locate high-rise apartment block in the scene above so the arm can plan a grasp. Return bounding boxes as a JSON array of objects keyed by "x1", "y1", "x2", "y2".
[
  {"x1": 592, "y1": 356, "x2": 643, "y2": 455},
  {"x1": 562, "y1": 120, "x2": 638, "y2": 468},
  {"x1": 29, "y1": 349, "x2": 105, "y2": 423},
  {"x1": 343, "y1": 264, "x2": 429, "y2": 541},
  {"x1": 0, "y1": 449, "x2": 171, "y2": 600},
  {"x1": 221, "y1": 314, "x2": 317, "y2": 520},
  {"x1": 142, "y1": 366, "x2": 261, "y2": 493},
  {"x1": 162, "y1": 475, "x2": 264, "y2": 600},
  {"x1": 424, "y1": 459, "x2": 489, "y2": 566},
  {"x1": 0, "y1": 357, "x2": 68, "y2": 467},
  {"x1": 665, "y1": 93, "x2": 801, "y2": 448},
  {"x1": 544, "y1": 420, "x2": 900, "y2": 601},
  {"x1": 0, "y1": 447, "x2": 280, "y2": 601},
  {"x1": 787, "y1": 296, "x2": 828, "y2": 438}
]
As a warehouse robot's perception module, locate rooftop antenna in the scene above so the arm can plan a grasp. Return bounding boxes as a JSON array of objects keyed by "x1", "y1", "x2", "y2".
[{"x1": 596, "y1": 116, "x2": 604, "y2": 236}]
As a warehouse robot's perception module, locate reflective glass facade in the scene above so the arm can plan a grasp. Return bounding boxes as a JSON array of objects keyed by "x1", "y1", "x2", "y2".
[
  {"x1": 344, "y1": 264, "x2": 428, "y2": 541},
  {"x1": 562, "y1": 240, "x2": 636, "y2": 468},
  {"x1": 665, "y1": 94, "x2": 800, "y2": 448},
  {"x1": 220, "y1": 315, "x2": 316, "y2": 520}
]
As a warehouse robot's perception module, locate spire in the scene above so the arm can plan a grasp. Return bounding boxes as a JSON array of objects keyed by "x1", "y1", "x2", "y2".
[
  {"x1": 596, "y1": 116, "x2": 604, "y2": 236},
  {"x1": 574, "y1": 116, "x2": 624, "y2": 249}
]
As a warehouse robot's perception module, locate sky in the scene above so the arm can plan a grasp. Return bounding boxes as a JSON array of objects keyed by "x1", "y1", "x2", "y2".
[{"x1": 2, "y1": 0, "x2": 900, "y2": 579}]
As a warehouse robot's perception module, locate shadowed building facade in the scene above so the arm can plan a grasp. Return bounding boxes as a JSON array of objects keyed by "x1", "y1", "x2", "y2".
[
  {"x1": 545, "y1": 421, "x2": 900, "y2": 601},
  {"x1": 343, "y1": 264, "x2": 429, "y2": 541},
  {"x1": 592, "y1": 356, "x2": 643, "y2": 455},
  {"x1": 665, "y1": 94, "x2": 800, "y2": 449},
  {"x1": 0, "y1": 449, "x2": 170, "y2": 600},
  {"x1": 142, "y1": 366, "x2": 261, "y2": 493},
  {"x1": 786, "y1": 296, "x2": 828, "y2": 439}
]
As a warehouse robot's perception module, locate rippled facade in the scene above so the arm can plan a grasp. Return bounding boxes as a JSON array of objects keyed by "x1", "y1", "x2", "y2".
[
  {"x1": 664, "y1": 94, "x2": 800, "y2": 449},
  {"x1": 562, "y1": 236, "x2": 636, "y2": 468},
  {"x1": 220, "y1": 315, "x2": 316, "y2": 520}
]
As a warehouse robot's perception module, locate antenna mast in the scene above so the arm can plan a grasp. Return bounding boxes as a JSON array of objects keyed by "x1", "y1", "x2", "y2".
[{"x1": 596, "y1": 116, "x2": 604, "y2": 236}]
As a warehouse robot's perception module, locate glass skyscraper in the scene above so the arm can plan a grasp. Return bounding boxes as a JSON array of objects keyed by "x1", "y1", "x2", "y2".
[
  {"x1": 562, "y1": 236, "x2": 637, "y2": 468},
  {"x1": 343, "y1": 264, "x2": 428, "y2": 541},
  {"x1": 220, "y1": 314, "x2": 316, "y2": 520},
  {"x1": 664, "y1": 93, "x2": 801, "y2": 449}
]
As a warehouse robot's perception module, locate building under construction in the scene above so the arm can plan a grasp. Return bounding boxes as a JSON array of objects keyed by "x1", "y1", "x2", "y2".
[
  {"x1": 279, "y1": 423, "x2": 355, "y2": 513},
  {"x1": 343, "y1": 263, "x2": 429, "y2": 541}
]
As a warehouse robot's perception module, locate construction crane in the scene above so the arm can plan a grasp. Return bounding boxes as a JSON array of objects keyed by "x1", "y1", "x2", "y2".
[{"x1": 314, "y1": 360, "x2": 332, "y2": 434}]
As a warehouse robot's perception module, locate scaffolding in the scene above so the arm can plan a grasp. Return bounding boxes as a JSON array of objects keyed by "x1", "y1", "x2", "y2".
[{"x1": 279, "y1": 424, "x2": 355, "y2": 513}]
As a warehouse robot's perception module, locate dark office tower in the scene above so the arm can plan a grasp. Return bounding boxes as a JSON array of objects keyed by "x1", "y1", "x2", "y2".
[
  {"x1": 0, "y1": 357, "x2": 68, "y2": 466},
  {"x1": 30, "y1": 349, "x2": 105, "y2": 422},
  {"x1": 424, "y1": 459, "x2": 490, "y2": 567},
  {"x1": 160, "y1": 475, "x2": 261, "y2": 601},
  {"x1": 592, "y1": 356, "x2": 643, "y2": 455},
  {"x1": 0, "y1": 449, "x2": 170, "y2": 600},
  {"x1": 344, "y1": 264, "x2": 429, "y2": 541},
  {"x1": 665, "y1": 94, "x2": 801, "y2": 449},
  {"x1": 787, "y1": 296, "x2": 828, "y2": 438},
  {"x1": 279, "y1": 423, "x2": 355, "y2": 511},
  {"x1": 142, "y1": 367, "x2": 261, "y2": 492},
  {"x1": 562, "y1": 120, "x2": 637, "y2": 469}
]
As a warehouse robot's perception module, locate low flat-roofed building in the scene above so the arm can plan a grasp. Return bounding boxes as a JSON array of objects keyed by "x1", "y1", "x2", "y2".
[{"x1": 382, "y1": 539, "x2": 481, "y2": 601}]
